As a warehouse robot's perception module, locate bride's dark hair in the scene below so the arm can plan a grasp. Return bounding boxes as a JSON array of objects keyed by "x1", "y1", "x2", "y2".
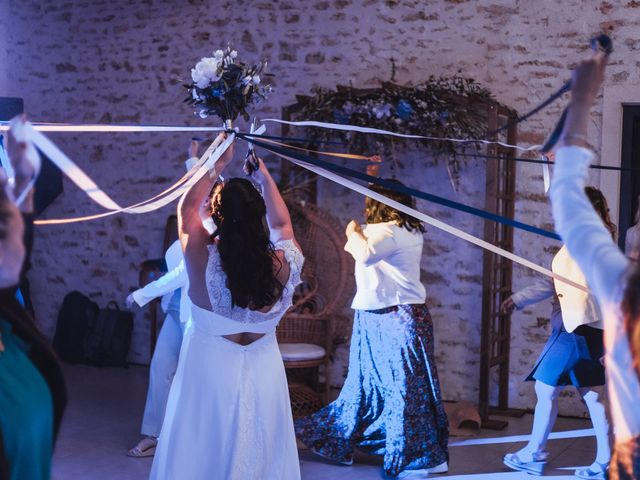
[{"x1": 211, "y1": 178, "x2": 283, "y2": 310}]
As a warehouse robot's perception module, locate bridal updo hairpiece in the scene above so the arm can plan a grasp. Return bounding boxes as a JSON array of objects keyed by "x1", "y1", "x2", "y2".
[{"x1": 185, "y1": 46, "x2": 273, "y2": 128}]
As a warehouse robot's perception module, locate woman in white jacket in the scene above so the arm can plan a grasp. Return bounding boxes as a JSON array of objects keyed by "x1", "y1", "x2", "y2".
[
  {"x1": 549, "y1": 55, "x2": 640, "y2": 480},
  {"x1": 501, "y1": 192, "x2": 615, "y2": 479}
]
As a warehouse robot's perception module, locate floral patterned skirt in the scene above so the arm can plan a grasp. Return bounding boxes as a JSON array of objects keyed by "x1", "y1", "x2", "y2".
[
  {"x1": 609, "y1": 435, "x2": 640, "y2": 480},
  {"x1": 295, "y1": 304, "x2": 449, "y2": 476}
]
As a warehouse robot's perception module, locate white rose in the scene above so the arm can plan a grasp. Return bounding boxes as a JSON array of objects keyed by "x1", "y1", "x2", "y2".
[
  {"x1": 252, "y1": 74, "x2": 261, "y2": 85},
  {"x1": 230, "y1": 50, "x2": 238, "y2": 59},
  {"x1": 193, "y1": 57, "x2": 220, "y2": 84},
  {"x1": 199, "y1": 110, "x2": 209, "y2": 119},
  {"x1": 214, "y1": 49, "x2": 224, "y2": 59},
  {"x1": 191, "y1": 68, "x2": 209, "y2": 89}
]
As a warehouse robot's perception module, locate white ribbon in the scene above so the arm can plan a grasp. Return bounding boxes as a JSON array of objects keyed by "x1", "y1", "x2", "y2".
[
  {"x1": 0, "y1": 123, "x2": 228, "y2": 133},
  {"x1": 542, "y1": 155, "x2": 551, "y2": 193},
  {"x1": 262, "y1": 118, "x2": 543, "y2": 153},
  {"x1": 1, "y1": 119, "x2": 543, "y2": 152},
  {"x1": 35, "y1": 134, "x2": 237, "y2": 224},
  {"x1": 267, "y1": 149, "x2": 587, "y2": 292}
]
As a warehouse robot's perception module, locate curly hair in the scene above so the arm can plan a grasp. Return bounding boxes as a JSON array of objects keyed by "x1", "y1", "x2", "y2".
[
  {"x1": 364, "y1": 179, "x2": 425, "y2": 233},
  {"x1": 210, "y1": 178, "x2": 283, "y2": 310},
  {"x1": 585, "y1": 186, "x2": 617, "y2": 240}
]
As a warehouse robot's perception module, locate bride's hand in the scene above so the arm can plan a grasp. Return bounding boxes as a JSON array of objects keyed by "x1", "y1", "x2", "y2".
[{"x1": 244, "y1": 155, "x2": 270, "y2": 186}]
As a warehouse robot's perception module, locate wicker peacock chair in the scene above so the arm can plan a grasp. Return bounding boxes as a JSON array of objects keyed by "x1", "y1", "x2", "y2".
[{"x1": 277, "y1": 202, "x2": 355, "y2": 417}]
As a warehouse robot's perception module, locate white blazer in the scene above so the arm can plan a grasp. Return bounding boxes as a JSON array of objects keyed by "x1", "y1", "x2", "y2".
[
  {"x1": 132, "y1": 240, "x2": 190, "y2": 325},
  {"x1": 511, "y1": 245, "x2": 602, "y2": 332}
]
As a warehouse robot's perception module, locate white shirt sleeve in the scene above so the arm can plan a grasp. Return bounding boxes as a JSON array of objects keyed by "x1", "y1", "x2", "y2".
[
  {"x1": 344, "y1": 225, "x2": 397, "y2": 266},
  {"x1": 511, "y1": 276, "x2": 555, "y2": 309},
  {"x1": 550, "y1": 146, "x2": 628, "y2": 305},
  {"x1": 131, "y1": 260, "x2": 188, "y2": 308}
]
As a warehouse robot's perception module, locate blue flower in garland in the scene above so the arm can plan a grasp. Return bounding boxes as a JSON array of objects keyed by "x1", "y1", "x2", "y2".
[
  {"x1": 211, "y1": 87, "x2": 224, "y2": 98},
  {"x1": 395, "y1": 99, "x2": 413, "y2": 120},
  {"x1": 332, "y1": 108, "x2": 350, "y2": 124},
  {"x1": 439, "y1": 110, "x2": 450, "y2": 123}
]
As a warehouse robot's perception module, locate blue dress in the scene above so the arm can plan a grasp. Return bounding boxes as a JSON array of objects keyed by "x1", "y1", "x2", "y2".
[{"x1": 0, "y1": 319, "x2": 53, "y2": 480}]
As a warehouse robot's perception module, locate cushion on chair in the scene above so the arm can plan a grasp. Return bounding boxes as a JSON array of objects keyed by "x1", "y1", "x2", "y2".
[{"x1": 279, "y1": 343, "x2": 326, "y2": 362}]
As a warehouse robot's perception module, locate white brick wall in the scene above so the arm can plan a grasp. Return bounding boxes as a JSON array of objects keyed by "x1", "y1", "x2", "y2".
[{"x1": 6, "y1": 0, "x2": 639, "y2": 416}]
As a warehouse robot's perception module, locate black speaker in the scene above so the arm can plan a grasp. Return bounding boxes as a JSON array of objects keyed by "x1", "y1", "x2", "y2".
[{"x1": 0, "y1": 97, "x2": 63, "y2": 216}]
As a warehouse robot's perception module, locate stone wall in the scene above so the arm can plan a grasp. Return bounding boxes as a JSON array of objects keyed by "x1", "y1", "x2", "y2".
[{"x1": 4, "y1": 0, "x2": 640, "y2": 416}]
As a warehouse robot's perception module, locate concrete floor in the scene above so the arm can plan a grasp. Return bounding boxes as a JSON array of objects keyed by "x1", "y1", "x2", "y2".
[{"x1": 52, "y1": 364, "x2": 599, "y2": 479}]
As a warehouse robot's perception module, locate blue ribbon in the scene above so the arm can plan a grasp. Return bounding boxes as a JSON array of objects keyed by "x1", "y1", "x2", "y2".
[{"x1": 238, "y1": 133, "x2": 561, "y2": 241}]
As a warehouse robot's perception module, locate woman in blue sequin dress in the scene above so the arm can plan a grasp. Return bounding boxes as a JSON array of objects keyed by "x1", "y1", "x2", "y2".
[{"x1": 295, "y1": 180, "x2": 449, "y2": 479}]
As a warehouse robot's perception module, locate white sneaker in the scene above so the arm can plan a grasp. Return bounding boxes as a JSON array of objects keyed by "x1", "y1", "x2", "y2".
[
  {"x1": 397, "y1": 461, "x2": 449, "y2": 478},
  {"x1": 397, "y1": 469, "x2": 429, "y2": 479},
  {"x1": 427, "y1": 461, "x2": 448, "y2": 474}
]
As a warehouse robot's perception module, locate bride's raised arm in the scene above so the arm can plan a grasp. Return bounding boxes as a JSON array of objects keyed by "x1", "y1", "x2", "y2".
[
  {"x1": 246, "y1": 156, "x2": 299, "y2": 249},
  {"x1": 178, "y1": 134, "x2": 234, "y2": 244}
]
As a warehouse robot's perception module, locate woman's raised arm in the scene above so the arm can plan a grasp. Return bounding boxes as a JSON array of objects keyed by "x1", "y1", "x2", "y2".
[
  {"x1": 246, "y1": 156, "x2": 298, "y2": 247},
  {"x1": 178, "y1": 134, "x2": 234, "y2": 243}
]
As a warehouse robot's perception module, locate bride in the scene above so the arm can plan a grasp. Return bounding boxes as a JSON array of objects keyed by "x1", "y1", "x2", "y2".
[{"x1": 150, "y1": 134, "x2": 303, "y2": 480}]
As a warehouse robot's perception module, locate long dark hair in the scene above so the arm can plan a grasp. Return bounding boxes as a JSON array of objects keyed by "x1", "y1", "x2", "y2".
[
  {"x1": 585, "y1": 186, "x2": 616, "y2": 240},
  {"x1": 622, "y1": 267, "x2": 640, "y2": 381},
  {"x1": 584, "y1": 187, "x2": 618, "y2": 240},
  {"x1": 210, "y1": 178, "x2": 283, "y2": 309},
  {"x1": 365, "y1": 179, "x2": 425, "y2": 233}
]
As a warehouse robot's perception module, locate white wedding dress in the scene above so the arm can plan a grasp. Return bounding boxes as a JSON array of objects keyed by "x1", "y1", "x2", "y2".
[{"x1": 150, "y1": 239, "x2": 303, "y2": 480}]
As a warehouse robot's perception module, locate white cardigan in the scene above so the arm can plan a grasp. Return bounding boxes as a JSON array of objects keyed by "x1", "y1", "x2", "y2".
[
  {"x1": 511, "y1": 245, "x2": 602, "y2": 332},
  {"x1": 551, "y1": 145, "x2": 640, "y2": 441}
]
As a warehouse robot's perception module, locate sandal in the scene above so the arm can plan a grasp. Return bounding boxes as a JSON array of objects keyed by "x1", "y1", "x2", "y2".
[
  {"x1": 503, "y1": 450, "x2": 549, "y2": 476},
  {"x1": 127, "y1": 436, "x2": 157, "y2": 457},
  {"x1": 575, "y1": 462, "x2": 609, "y2": 480}
]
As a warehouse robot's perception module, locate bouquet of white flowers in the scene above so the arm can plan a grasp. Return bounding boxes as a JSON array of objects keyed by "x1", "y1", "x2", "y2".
[{"x1": 185, "y1": 47, "x2": 272, "y2": 126}]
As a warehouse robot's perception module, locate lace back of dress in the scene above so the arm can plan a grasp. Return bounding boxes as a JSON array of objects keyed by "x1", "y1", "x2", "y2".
[{"x1": 205, "y1": 240, "x2": 304, "y2": 325}]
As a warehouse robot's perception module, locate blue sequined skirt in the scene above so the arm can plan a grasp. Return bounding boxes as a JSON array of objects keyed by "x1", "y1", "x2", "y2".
[{"x1": 294, "y1": 304, "x2": 449, "y2": 476}]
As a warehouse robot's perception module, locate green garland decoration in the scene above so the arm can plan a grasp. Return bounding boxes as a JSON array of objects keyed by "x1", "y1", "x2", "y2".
[{"x1": 290, "y1": 76, "x2": 515, "y2": 180}]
